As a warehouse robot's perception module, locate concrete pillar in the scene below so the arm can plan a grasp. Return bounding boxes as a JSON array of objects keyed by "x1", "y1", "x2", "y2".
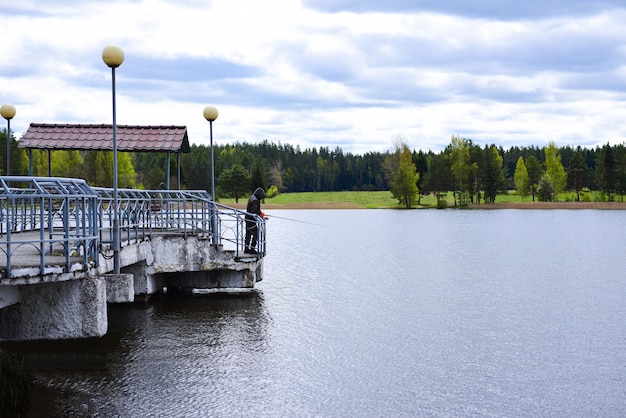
[
  {"x1": 104, "y1": 273, "x2": 135, "y2": 303},
  {"x1": 133, "y1": 273, "x2": 165, "y2": 298},
  {"x1": 255, "y1": 261, "x2": 263, "y2": 282},
  {"x1": 0, "y1": 286, "x2": 19, "y2": 309},
  {"x1": 0, "y1": 277, "x2": 107, "y2": 341},
  {"x1": 123, "y1": 261, "x2": 165, "y2": 298}
]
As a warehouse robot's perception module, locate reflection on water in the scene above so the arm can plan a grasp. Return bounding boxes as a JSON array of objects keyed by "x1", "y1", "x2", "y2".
[
  {"x1": 1, "y1": 209, "x2": 625, "y2": 417},
  {"x1": 2, "y1": 290, "x2": 271, "y2": 416}
]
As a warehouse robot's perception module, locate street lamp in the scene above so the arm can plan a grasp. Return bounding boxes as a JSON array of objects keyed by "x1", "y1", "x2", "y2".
[
  {"x1": 102, "y1": 45, "x2": 124, "y2": 273},
  {"x1": 1, "y1": 103, "x2": 16, "y2": 176},
  {"x1": 203, "y1": 105, "x2": 218, "y2": 243}
]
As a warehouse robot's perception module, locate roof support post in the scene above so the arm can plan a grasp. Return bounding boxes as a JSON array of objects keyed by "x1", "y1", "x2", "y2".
[
  {"x1": 177, "y1": 151, "x2": 181, "y2": 190},
  {"x1": 166, "y1": 151, "x2": 171, "y2": 190}
]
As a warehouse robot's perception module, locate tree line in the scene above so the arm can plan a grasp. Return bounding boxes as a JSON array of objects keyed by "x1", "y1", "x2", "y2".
[{"x1": 1, "y1": 129, "x2": 624, "y2": 204}]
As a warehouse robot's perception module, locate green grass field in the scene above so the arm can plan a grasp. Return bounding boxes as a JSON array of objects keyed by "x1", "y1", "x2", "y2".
[
  {"x1": 219, "y1": 190, "x2": 614, "y2": 209},
  {"x1": 260, "y1": 190, "x2": 543, "y2": 208},
  {"x1": 220, "y1": 191, "x2": 400, "y2": 208},
  {"x1": 221, "y1": 191, "x2": 455, "y2": 208}
]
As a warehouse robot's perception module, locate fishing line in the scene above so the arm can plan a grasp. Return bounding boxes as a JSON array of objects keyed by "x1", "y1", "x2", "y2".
[{"x1": 265, "y1": 214, "x2": 330, "y2": 228}]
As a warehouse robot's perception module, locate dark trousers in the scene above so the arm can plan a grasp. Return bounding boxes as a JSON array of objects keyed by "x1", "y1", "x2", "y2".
[{"x1": 245, "y1": 219, "x2": 258, "y2": 252}]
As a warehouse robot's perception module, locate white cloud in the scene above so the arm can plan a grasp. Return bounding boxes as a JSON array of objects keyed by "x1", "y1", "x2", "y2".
[{"x1": 2, "y1": 0, "x2": 626, "y2": 155}]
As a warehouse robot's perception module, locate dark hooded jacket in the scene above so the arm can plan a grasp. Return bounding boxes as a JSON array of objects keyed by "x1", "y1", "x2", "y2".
[{"x1": 246, "y1": 187, "x2": 265, "y2": 219}]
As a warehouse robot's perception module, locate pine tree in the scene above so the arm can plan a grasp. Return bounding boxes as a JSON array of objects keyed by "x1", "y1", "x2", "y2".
[{"x1": 568, "y1": 151, "x2": 588, "y2": 201}]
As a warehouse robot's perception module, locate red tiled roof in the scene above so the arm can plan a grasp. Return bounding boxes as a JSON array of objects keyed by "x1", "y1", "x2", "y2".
[{"x1": 18, "y1": 124, "x2": 191, "y2": 153}]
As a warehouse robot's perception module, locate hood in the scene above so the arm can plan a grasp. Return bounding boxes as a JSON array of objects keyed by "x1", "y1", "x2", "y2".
[{"x1": 253, "y1": 187, "x2": 266, "y2": 199}]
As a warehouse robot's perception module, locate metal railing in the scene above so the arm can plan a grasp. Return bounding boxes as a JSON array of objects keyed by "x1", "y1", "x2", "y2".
[
  {"x1": 0, "y1": 177, "x2": 99, "y2": 278},
  {"x1": 0, "y1": 177, "x2": 265, "y2": 279}
]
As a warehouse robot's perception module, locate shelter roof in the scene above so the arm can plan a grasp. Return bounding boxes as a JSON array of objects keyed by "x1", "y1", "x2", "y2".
[{"x1": 18, "y1": 123, "x2": 191, "y2": 153}]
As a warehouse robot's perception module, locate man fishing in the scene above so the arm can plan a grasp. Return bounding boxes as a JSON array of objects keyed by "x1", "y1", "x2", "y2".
[{"x1": 245, "y1": 187, "x2": 266, "y2": 254}]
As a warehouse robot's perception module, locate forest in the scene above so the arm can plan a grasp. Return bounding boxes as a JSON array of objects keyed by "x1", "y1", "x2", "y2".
[{"x1": 2, "y1": 129, "x2": 625, "y2": 205}]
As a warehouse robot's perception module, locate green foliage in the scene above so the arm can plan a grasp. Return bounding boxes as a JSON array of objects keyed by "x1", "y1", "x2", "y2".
[
  {"x1": 181, "y1": 145, "x2": 210, "y2": 191},
  {"x1": 388, "y1": 142, "x2": 419, "y2": 208},
  {"x1": 144, "y1": 165, "x2": 165, "y2": 190},
  {"x1": 250, "y1": 157, "x2": 268, "y2": 192},
  {"x1": 482, "y1": 145, "x2": 506, "y2": 203},
  {"x1": 525, "y1": 154, "x2": 543, "y2": 202},
  {"x1": 537, "y1": 174, "x2": 555, "y2": 201},
  {"x1": 81, "y1": 151, "x2": 136, "y2": 188},
  {"x1": 593, "y1": 142, "x2": 625, "y2": 201},
  {"x1": 545, "y1": 141, "x2": 567, "y2": 196},
  {"x1": 51, "y1": 150, "x2": 84, "y2": 179},
  {"x1": 29, "y1": 149, "x2": 50, "y2": 176},
  {"x1": 514, "y1": 156, "x2": 529, "y2": 200},
  {"x1": 266, "y1": 184, "x2": 279, "y2": 198},
  {"x1": 413, "y1": 150, "x2": 428, "y2": 203},
  {"x1": 568, "y1": 150, "x2": 588, "y2": 201},
  {"x1": 614, "y1": 144, "x2": 626, "y2": 200},
  {"x1": 0, "y1": 129, "x2": 28, "y2": 175},
  {"x1": 423, "y1": 153, "x2": 451, "y2": 198},
  {"x1": 11, "y1": 131, "x2": 626, "y2": 203},
  {"x1": 94, "y1": 152, "x2": 113, "y2": 186},
  {"x1": 448, "y1": 135, "x2": 471, "y2": 206},
  {"x1": 218, "y1": 164, "x2": 250, "y2": 202},
  {"x1": 118, "y1": 152, "x2": 137, "y2": 188}
]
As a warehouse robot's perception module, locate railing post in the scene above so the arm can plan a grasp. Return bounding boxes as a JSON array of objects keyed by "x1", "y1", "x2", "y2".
[
  {"x1": 5, "y1": 198, "x2": 12, "y2": 278},
  {"x1": 39, "y1": 195, "x2": 45, "y2": 273},
  {"x1": 47, "y1": 197, "x2": 53, "y2": 254},
  {"x1": 63, "y1": 196, "x2": 69, "y2": 268},
  {"x1": 211, "y1": 201, "x2": 218, "y2": 244}
]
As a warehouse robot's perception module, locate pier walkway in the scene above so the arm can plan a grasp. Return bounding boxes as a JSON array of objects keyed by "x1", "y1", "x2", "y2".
[{"x1": 0, "y1": 176, "x2": 266, "y2": 341}]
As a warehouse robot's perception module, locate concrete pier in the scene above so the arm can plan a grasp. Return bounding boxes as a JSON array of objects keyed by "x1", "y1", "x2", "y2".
[
  {"x1": 0, "y1": 176, "x2": 265, "y2": 341},
  {"x1": 102, "y1": 234, "x2": 263, "y2": 302},
  {"x1": 0, "y1": 277, "x2": 107, "y2": 341},
  {"x1": 0, "y1": 177, "x2": 266, "y2": 342},
  {"x1": 0, "y1": 234, "x2": 262, "y2": 341}
]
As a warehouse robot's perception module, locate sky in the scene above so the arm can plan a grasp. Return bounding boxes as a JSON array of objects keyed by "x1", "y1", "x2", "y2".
[{"x1": 2, "y1": 0, "x2": 626, "y2": 155}]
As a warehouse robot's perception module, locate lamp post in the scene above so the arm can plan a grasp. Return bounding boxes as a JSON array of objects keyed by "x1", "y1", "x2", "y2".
[
  {"x1": 1, "y1": 104, "x2": 16, "y2": 176},
  {"x1": 102, "y1": 45, "x2": 124, "y2": 273},
  {"x1": 203, "y1": 105, "x2": 219, "y2": 243}
]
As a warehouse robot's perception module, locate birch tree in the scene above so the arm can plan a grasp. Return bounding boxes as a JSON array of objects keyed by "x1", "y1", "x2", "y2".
[
  {"x1": 390, "y1": 144, "x2": 419, "y2": 208},
  {"x1": 545, "y1": 141, "x2": 567, "y2": 197}
]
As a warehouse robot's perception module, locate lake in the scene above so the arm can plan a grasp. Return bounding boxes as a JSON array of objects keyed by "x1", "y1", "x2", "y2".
[{"x1": 2, "y1": 209, "x2": 625, "y2": 417}]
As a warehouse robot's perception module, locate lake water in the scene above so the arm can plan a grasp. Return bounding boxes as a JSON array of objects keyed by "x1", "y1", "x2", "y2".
[{"x1": 2, "y1": 209, "x2": 626, "y2": 417}]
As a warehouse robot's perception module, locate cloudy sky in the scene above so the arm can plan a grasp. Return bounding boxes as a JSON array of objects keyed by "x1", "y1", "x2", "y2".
[{"x1": 2, "y1": 0, "x2": 626, "y2": 154}]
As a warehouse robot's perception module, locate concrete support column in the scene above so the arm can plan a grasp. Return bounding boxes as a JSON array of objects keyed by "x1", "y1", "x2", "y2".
[
  {"x1": 0, "y1": 278, "x2": 107, "y2": 341},
  {"x1": 104, "y1": 273, "x2": 135, "y2": 303},
  {"x1": 0, "y1": 286, "x2": 19, "y2": 309},
  {"x1": 134, "y1": 273, "x2": 165, "y2": 298},
  {"x1": 123, "y1": 261, "x2": 165, "y2": 299}
]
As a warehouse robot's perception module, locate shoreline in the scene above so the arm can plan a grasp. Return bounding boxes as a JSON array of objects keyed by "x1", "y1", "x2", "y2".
[
  {"x1": 467, "y1": 201, "x2": 626, "y2": 210},
  {"x1": 224, "y1": 201, "x2": 626, "y2": 210}
]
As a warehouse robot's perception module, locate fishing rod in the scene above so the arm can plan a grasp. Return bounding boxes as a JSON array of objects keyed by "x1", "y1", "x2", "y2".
[{"x1": 264, "y1": 213, "x2": 329, "y2": 228}]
